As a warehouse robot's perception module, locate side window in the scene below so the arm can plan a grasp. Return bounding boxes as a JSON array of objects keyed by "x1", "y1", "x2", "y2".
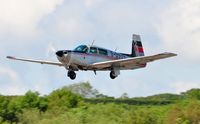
[
  {"x1": 83, "y1": 47, "x2": 88, "y2": 53},
  {"x1": 74, "y1": 45, "x2": 88, "y2": 53},
  {"x1": 89, "y1": 47, "x2": 98, "y2": 54},
  {"x1": 98, "y1": 48, "x2": 108, "y2": 56}
]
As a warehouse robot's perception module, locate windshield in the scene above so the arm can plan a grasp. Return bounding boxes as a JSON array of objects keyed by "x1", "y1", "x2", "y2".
[{"x1": 73, "y1": 45, "x2": 88, "y2": 53}]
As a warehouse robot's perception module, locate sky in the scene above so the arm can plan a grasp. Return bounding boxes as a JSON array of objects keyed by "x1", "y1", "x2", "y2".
[{"x1": 1, "y1": 0, "x2": 200, "y2": 97}]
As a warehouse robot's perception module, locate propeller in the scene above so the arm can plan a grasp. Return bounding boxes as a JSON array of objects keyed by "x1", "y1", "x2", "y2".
[
  {"x1": 46, "y1": 42, "x2": 73, "y2": 70},
  {"x1": 46, "y1": 42, "x2": 57, "y2": 58}
]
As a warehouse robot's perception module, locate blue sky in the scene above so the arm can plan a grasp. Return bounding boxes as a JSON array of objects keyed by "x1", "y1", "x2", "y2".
[{"x1": 1, "y1": 0, "x2": 200, "y2": 97}]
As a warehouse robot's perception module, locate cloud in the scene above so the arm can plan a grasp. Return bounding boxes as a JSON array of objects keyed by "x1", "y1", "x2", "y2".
[
  {"x1": 0, "y1": 0, "x2": 63, "y2": 38},
  {"x1": 0, "y1": 66, "x2": 19, "y2": 81},
  {"x1": 170, "y1": 81, "x2": 200, "y2": 94},
  {"x1": 51, "y1": 1, "x2": 96, "y2": 42},
  {"x1": 84, "y1": 0, "x2": 104, "y2": 8},
  {"x1": 0, "y1": 66, "x2": 27, "y2": 95},
  {"x1": 55, "y1": 17, "x2": 93, "y2": 41},
  {"x1": 157, "y1": 0, "x2": 200, "y2": 60}
]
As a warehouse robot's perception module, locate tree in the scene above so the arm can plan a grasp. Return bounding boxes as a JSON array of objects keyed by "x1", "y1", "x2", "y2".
[
  {"x1": 120, "y1": 93, "x2": 129, "y2": 99},
  {"x1": 63, "y1": 82, "x2": 99, "y2": 98},
  {"x1": 17, "y1": 108, "x2": 41, "y2": 124},
  {"x1": 21, "y1": 91, "x2": 40, "y2": 108},
  {"x1": 146, "y1": 93, "x2": 182, "y2": 101},
  {"x1": 20, "y1": 91, "x2": 48, "y2": 113},
  {"x1": 0, "y1": 96, "x2": 23, "y2": 124},
  {"x1": 0, "y1": 95, "x2": 9, "y2": 123},
  {"x1": 47, "y1": 88, "x2": 82, "y2": 114},
  {"x1": 182, "y1": 89, "x2": 200, "y2": 100},
  {"x1": 96, "y1": 94, "x2": 110, "y2": 98},
  {"x1": 38, "y1": 97, "x2": 48, "y2": 113}
]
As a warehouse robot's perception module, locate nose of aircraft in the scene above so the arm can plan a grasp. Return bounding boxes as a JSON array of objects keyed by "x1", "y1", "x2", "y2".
[
  {"x1": 56, "y1": 50, "x2": 69, "y2": 57},
  {"x1": 56, "y1": 50, "x2": 64, "y2": 57}
]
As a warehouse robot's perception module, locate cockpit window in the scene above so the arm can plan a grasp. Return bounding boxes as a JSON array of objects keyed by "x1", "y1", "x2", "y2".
[
  {"x1": 89, "y1": 47, "x2": 98, "y2": 54},
  {"x1": 74, "y1": 45, "x2": 88, "y2": 53},
  {"x1": 98, "y1": 48, "x2": 108, "y2": 56}
]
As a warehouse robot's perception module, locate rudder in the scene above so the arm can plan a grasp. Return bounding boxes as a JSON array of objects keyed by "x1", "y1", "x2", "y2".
[{"x1": 131, "y1": 34, "x2": 145, "y2": 57}]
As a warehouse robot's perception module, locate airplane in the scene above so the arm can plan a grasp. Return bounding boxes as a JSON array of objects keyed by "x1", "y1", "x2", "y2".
[{"x1": 7, "y1": 34, "x2": 177, "y2": 80}]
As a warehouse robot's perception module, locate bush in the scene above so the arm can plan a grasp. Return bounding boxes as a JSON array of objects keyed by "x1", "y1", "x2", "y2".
[
  {"x1": 185, "y1": 100, "x2": 200, "y2": 123},
  {"x1": 47, "y1": 88, "x2": 82, "y2": 114},
  {"x1": 165, "y1": 105, "x2": 187, "y2": 124},
  {"x1": 17, "y1": 108, "x2": 41, "y2": 124}
]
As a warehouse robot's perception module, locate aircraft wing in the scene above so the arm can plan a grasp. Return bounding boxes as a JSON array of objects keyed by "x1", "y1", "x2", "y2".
[
  {"x1": 91, "y1": 52, "x2": 177, "y2": 69},
  {"x1": 6, "y1": 56, "x2": 64, "y2": 66}
]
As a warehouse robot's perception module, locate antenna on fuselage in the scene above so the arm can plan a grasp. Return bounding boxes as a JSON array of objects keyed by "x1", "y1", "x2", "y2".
[
  {"x1": 88, "y1": 40, "x2": 95, "y2": 47},
  {"x1": 88, "y1": 40, "x2": 95, "y2": 52},
  {"x1": 91, "y1": 40, "x2": 95, "y2": 46},
  {"x1": 114, "y1": 47, "x2": 118, "y2": 52}
]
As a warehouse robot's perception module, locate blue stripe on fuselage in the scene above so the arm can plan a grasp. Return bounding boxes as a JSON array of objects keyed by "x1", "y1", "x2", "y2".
[{"x1": 71, "y1": 50, "x2": 130, "y2": 60}]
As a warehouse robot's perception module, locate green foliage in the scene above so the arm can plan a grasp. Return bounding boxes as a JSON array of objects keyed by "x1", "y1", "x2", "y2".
[
  {"x1": 47, "y1": 87, "x2": 82, "y2": 114},
  {"x1": 146, "y1": 93, "x2": 183, "y2": 101},
  {"x1": 128, "y1": 107, "x2": 167, "y2": 124},
  {"x1": 0, "y1": 95, "x2": 9, "y2": 122},
  {"x1": 165, "y1": 105, "x2": 187, "y2": 124},
  {"x1": 185, "y1": 100, "x2": 200, "y2": 123},
  {"x1": 21, "y1": 91, "x2": 40, "y2": 108},
  {"x1": 0, "y1": 96, "x2": 23, "y2": 123},
  {"x1": 182, "y1": 88, "x2": 200, "y2": 100},
  {"x1": 85, "y1": 98, "x2": 173, "y2": 105},
  {"x1": 17, "y1": 108, "x2": 41, "y2": 124},
  {"x1": 165, "y1": 100, "x2": 200, "y2": 124},
  {"x1": 40, "y1": 104, "x2": 169, "y2": 124},
  {"x1": 21, "y1": 91, "x2": 48, "y2": 113},
  {"x1": 1, "y1": 82, "x2": 200, "y2": 124}
]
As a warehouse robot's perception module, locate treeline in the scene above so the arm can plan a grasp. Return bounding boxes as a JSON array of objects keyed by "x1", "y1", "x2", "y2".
[
  {"x1": 1, "y1": 82, "x2": 200, "y2": 124},
  {"x1": 85, "y1": 98, "x2": 173, "y2": 105}
]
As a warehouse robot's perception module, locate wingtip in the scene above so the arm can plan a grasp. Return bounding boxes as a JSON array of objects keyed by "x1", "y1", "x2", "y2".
[
  {"x1": 6, "y1": 56, "x2": 16, "y2": 60},
  {"x1": 171, "y1": 53, "x2": 178, "y2": 56},
  {"x1": 164, "y1": 52, "x2": 177, "y2": 57}
]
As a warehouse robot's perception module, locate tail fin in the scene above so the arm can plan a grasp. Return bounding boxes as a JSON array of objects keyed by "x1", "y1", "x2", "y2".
[{"x1": 131, "y1": 34, "x2": 145, "y2": 57}]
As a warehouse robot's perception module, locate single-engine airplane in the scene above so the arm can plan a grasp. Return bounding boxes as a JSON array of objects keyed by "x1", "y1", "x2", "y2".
[{"x1": 7, "y1": 34, "x2": 177, "y2": 80}]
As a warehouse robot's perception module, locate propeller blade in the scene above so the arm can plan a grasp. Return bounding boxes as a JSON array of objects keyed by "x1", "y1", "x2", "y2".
[{"x1": 46, "y1": 42, "x2": 57, "y2": 58}]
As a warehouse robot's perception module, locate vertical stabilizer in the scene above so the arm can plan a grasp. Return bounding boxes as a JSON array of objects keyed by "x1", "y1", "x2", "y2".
[{"x1": 132, "y1": 34, "x2": 145, "y2": 57}]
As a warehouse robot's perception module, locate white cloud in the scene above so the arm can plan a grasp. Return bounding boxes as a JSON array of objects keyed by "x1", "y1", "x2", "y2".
[
  {"x1": 157, "y1": 0, "x2": 200, "y2": 60},
  {"x1": 0, "y1": 0, "x2": 63, "y2": 38},
  {"x1": 170, "y1": 81, "x2": 200, "y2": 94},
  {"x1": 55, "y1": 18, "x2": 93, "y2": 41},
  {"x1": 0, "y1": 66, "x2": 27, "y2": 95},
  {"x1": 52, "y1": 2, "x2": 95, "y2": 42},
  {"x1": 1, "y1": 85, "x2": 26, "y2": 96},
  {"x1": 0, "y1": 66, "x2": 19, "y2": 81},
  {"x1": 84, "y1": 0, "x2": 104, "y2": 8}
]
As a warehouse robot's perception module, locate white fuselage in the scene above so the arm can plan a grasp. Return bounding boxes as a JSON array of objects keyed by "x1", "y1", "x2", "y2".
[{"x1": 56, "y1": 45, "x2": 145, "y2": 71}]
